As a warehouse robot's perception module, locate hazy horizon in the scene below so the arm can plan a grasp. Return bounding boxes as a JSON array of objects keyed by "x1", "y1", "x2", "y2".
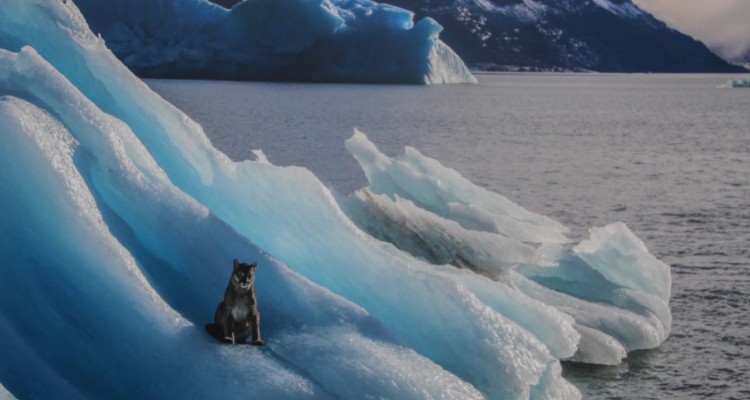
[{"x1": 634, "y1": 0, "x2": 750, "y2": 61}]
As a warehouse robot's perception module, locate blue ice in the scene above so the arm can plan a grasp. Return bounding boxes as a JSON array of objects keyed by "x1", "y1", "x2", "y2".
[
  {"x1": 72, "y1": 0, "x2": 477, "y2": 84},
  {"x1": 0, "y1": 1, "x2": 670, "y2": 399},
  {"x1": 720, "y1": 78, "x2": 750, "y2": 88}
]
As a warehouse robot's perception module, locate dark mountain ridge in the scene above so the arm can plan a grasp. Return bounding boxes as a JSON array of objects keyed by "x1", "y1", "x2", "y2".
[{"x1": 382, "y1": 0, "x2": 746, "y2": 72}]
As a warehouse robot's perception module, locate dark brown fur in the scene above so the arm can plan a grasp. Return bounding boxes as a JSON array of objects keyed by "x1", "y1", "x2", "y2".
[{"x1": 213, "y1": 259, "x2": 263, "y2": 345}]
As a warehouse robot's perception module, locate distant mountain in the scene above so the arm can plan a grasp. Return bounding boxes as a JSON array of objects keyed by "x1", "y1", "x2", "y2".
[{"x1": 384, "y1": 0, "x2": 747, "y2": 72}]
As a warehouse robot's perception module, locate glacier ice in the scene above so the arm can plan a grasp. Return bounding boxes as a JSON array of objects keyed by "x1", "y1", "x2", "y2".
[
  {"x1": 720, "y1": 78, "x2": 750, "y2": 88},
  {"x1": 72, "y1": 0, "x2": 477, "y2": 84},
  {"x1": 343, "y1": 129, "x2": 570, "y2": 245},
  {"x1": 0, "y1": 1, "x2": 670, "y2": 399},
  {"x1": 342, "y1": 131, "x2": 672, "y2": 366},
  {"x1": 0, "y1": 39, "x2": 481, "y2": 400}
]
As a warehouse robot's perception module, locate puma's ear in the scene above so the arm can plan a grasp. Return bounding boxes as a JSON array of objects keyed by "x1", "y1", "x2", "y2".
[
  {"x1": 250, "y1": 262, "x2": 258, "y2": 269},
  {"x1": 233, "y1": 259, "x2": 240, "y2": 270}
]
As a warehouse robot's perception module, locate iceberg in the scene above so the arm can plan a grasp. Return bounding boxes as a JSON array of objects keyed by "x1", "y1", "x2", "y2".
[
  {"x1": 72, "y1": 0, "x2": 477, "y2": 84},
  {"x1": 720, "y1": 78, "x2": 750, "y2": 88},
  {"x1": 0, "y1": 1, "x2": 670, "y2": 399},
  {"x1": 341, "y1": 132, "x2": 672, "y2": 366}
]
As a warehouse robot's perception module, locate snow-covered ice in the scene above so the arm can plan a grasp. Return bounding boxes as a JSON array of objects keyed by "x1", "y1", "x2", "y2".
[{"x1": 0, "y1": 1, "x2": 670, "y2": 399}]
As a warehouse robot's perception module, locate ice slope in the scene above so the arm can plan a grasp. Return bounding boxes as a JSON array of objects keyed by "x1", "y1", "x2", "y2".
[
  {"x1": 73, "y1": 0, "x2": 477, "y2": 84},
  {"x1": 0, "y1": 32, "x2": 482, "y2": 400},
  {"x1": 0, "y1": 1, "x2": 669, "y2": 399}
]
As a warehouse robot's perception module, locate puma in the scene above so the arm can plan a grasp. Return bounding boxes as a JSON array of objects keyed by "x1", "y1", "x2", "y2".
[{"x1": 206, "y1": 259, "x2": 263, "y2": 346}]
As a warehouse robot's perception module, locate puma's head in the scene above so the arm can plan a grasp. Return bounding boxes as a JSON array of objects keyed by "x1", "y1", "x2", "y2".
[{"x1": 232, "y1": 259, "x2": 257, "y2": 291}]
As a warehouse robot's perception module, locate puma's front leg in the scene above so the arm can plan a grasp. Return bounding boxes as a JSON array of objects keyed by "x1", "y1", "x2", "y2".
[
  {"x1": 250, "y1": 309, "x2": 264, "y2": 346},
  {"x1": 217, "y1": 303, "x2": 235, "y2": 344}
]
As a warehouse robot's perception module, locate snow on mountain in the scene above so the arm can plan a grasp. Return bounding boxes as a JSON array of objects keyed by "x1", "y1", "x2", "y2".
[
  {"x1": 592, "y1": 0, "x2": 643, "y2": 17},
  {"x1": 1, "y1": 1, "x2": 671, "y2": 399},
  {"x1": 727, "y1": 48, "x2": 750, "y2": 69},
  {"x1": 72, "y1": 0, "x2": 476, "y2": 84},
  {"x1": 386, "y1": 0, "x2": 746, "y2": 72},
  {"x1": 469, "y1": 0, "x2": 547, "y2": 19}
]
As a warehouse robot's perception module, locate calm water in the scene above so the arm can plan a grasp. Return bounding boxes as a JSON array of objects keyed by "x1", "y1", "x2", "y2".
[{"x1": 148, "y1": 73, "x2": 750, "y2": 399}]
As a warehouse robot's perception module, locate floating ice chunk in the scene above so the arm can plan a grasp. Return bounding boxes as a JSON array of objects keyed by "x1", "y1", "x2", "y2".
[
  {"x1": 72, "y1": 0, "x2": 477, "y2": 84},
  {"x1": 719, "y1": 78, "x2": 750, "y2": 88},
  {"x1": 343, "y1": 130, "x2": 670, "y2": 368}
]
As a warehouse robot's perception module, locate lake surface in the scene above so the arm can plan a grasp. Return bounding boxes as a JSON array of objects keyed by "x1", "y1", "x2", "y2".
[{"x1": 148, "y1": 73, "x2": 750, "y2": 399}]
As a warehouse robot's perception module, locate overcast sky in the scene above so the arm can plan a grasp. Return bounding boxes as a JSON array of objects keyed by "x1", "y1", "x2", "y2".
[{"x1": 633, "y1": 0, "x2": 750, "y2": 59}]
